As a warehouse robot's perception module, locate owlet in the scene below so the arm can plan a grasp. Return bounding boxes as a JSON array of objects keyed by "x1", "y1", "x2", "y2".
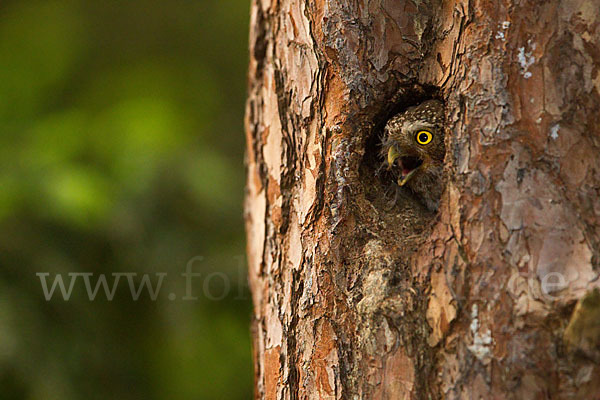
[{"x1": 381, "y1": 99, "x2": 446, "y2": 212}]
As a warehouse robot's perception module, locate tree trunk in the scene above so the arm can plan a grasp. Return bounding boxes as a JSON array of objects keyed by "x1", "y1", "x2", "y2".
[{"x1": 244, "y1": 0, "x2": 600, "y2": 398}]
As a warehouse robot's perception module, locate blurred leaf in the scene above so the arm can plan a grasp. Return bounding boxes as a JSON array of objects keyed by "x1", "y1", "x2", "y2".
[
  {"x1": 0, "y1": 174, "x2": 21, "y2": 222},
  {"x1": 183, "y1": 149, "x2": 240, "y2": 211},
  {"x1": 41, "y1": 166, "x2": 115, "y2": 228},
  {"x1": 25, "y1": 110, "x2": 88, "y2": 168},
  {"x1": 89, "y1": 96, "x2": 189, "y2": 193},
  {"x1": 0, "y1": 0, "x2": 87, "y2": 120}
]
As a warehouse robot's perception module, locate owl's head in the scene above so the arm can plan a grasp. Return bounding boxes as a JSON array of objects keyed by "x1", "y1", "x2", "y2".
[{"x1": 382, "y1": 99, "x2": 445, "y2": 188}]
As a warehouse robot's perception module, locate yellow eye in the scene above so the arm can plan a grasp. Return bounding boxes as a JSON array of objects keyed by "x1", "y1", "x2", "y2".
[{"x1": 415, "y1": 130, "x2": 433, "y2": 145}]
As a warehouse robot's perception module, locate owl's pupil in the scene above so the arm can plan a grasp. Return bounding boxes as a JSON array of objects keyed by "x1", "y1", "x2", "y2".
[{"x1": 419, "y1": 133, "x2": 428, "y2": 142}]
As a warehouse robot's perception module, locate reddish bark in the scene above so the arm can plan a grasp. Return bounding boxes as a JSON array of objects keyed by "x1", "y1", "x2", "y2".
[{"x1": 245, "y1": 0, "x2": 600, "y2": 397}]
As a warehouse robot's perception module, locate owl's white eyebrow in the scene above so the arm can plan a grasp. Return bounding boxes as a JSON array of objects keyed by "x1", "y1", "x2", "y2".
[{"x1": 404, "y1": 121, "x2": 435, "y2": 131}]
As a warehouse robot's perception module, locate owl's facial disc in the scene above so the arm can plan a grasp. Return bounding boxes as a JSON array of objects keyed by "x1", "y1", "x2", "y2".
[{"x1": 387, "y1": 147, "x2": 423, "y2": 186}]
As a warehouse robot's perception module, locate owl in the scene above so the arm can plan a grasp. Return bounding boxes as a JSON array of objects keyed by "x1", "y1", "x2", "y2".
[{"x1": 381, "y1": 99, "x2": 445, "y2": 212}]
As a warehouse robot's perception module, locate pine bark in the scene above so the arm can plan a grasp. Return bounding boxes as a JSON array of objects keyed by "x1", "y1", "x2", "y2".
[{"x1": 244, "y1": 0, "x2": 600, "y2": 398}]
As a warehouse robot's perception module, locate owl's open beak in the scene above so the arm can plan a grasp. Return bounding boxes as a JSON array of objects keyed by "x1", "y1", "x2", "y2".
[
  {"x1": 387, "y1": 147, "x2": 422, "y2": 186},
  {"x1": 397, "y1": 168, "x2": 418, "y2": 186}
]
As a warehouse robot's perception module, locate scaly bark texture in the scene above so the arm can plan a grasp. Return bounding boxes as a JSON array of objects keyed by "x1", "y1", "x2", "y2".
[{"x1": 245, "y1": 0, "x2": 600, "y2": 398}]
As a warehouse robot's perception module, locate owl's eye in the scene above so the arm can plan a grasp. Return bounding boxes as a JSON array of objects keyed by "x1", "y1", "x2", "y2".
[{"x1": 415, "y1": 130, "x2": 433, "y2": 145}]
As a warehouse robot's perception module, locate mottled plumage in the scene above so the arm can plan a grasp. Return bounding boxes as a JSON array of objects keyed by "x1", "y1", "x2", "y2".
[{"x1": 381, "y1": 99, "x2": 445, "y2": 211}]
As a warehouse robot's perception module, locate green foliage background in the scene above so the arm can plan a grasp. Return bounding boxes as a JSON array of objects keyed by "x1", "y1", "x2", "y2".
[{"x1": 0, "y1": 0, "x2": 252, "y2": 398}]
